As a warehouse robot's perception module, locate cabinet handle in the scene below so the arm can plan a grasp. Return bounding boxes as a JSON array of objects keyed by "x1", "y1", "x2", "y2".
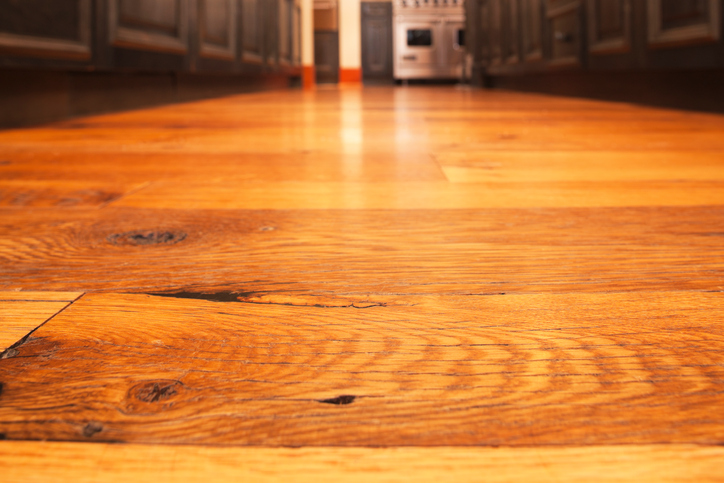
[{"x1": 555, "y1": 31, "x2": 574, "y2": 43}]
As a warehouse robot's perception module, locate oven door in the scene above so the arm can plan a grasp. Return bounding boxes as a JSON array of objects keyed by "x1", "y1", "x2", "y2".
[{"x1": 395, "y1": 17, "x2": 442, "y2": 69}]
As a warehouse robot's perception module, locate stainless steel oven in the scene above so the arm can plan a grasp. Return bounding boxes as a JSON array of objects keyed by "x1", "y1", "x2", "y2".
[{"x1": 393, "y1": 0, "x2": 465, "y2": 80}]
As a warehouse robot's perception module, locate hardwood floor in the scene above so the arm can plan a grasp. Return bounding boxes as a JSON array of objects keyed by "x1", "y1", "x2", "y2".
[{"x1": 1, "y1": 86, "x2": 723, "y2": 481}]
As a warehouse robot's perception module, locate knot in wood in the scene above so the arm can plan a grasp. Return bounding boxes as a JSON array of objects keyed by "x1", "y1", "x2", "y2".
[
  {"x1": 131, "y1": 380, "x2": 183, "y2": 404},
  {"x1": 82, "y1": 422, "x2": 103, "y2": 437},
  {"x1": 108, "y1": 230, "x2": 187, "y2": 246}
]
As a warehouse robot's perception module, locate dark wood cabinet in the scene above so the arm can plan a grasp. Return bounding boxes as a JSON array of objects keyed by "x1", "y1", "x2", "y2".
[
  {"x1": 264, "y1": 0, "x2": 279, "y2": 66},
  {"x1": 521, "y1": 0, "x2": 543, "y2": 61},
  {"x1": 198, "y1": 0, "x2": 237, "y2": 60},
  {"x1": 110, "y1": 0, "x2": 190, "y2": 54},
  {"x1": 293, "y1": 3, "x2": 301, "y2": 65},
  {"x1": 587, "y1": 0, "x2": 631, "y2": 54},
  {"x1": 0, "y1": 0, "x2": 301, "y2": 128},
  {"x1": 0, "y1": 0, "x2": 299, "y2": 73},
  {"x1": 502, "y1": 0, "x2": 521, "y2": 64},
  {"x1": 0, "y1": 0, "x2": 92, "y2": 65},
  {"x1": 547, "y1": 0, "x2": 583, "y2": 67},
  {"x1": 468, "y1": 0, "x2": 724, "y2": 113},
  {"x1": 470, "y1": 0, "x2": 724, "y2": 74},
  {"x1": 361, "y1": 2, "x2": 393, "y2": 83},
  {"x1": 489, "y1": 0, "x2": 503, "y2": 65},
  {"x1": 648, "y1": 0, "x2": 720, "y2": 47},
  {"x1": 279, "y1": 0, "x2": 293, "y2": 65},
  {"x1": 242, "y1": 0, "x2": 264, "y2": 63},
  {"x1": 478, "y1": 0, "x2": 491, "y2": 61}
]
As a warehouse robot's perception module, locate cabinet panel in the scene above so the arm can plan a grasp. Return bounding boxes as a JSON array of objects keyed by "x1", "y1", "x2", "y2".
[
  {"x1": 502, "y1": 0, "x2": 520, "y2": 63},
  {"x1": 199, "y1": 0, "x2": 237, "y2": 59},
  {"x1": 265, "y1": 0, "x2": 279, "y2": 65},
  {"x1": 521, "y1": 0, "x2": 543, "y2": 61},
  {"x1": 242, "y1": 0, "x2": 264, "y2": 62},
  {"x1": 547, "y1": 0, "x2": 578, "y2": 10},
  {"x1": 588, "y1": 0, "x2": 631, "y2": 54},
  {"x1": 547, "y1": 2, "x2": 583, "y2": 67},
  {"x1": 293, "y1": 4, "x2": 301, "y2": 65},
  {"x1": 648, "y1": 0, "x2": 720, "y2": 47},
  {"x1": 0, "y1": 0, "x2": 91, "y2": 60},
  {"x1": 110, "y1": 0, "x2": 189, "y2": 54},
  {"x1": 279, "y1": 0, "x2": 292, "y2": 64},
  {"x1": 489, "y1": 0, "x2": 503, "y2": 64},
  {"x1": 478, "y1": 0, "x2": 491, "y2": 61},
  {"x1": 361, "y1": 2, "x2": 393, "y2": 82}
]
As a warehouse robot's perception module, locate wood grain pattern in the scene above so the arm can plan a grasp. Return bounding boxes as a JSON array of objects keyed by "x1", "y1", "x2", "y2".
[
  {"x1": 0, "y1": 292, "x2": 81, "y2": 350},
  {"x1": 0, "y1": 151, "x2": 447, "y2": 183},
  {"x1": 1, "y1": 291, "x2": 723, "y2": 445},
  {"x1": 1, "y1": 206, "x2": 724, "y2": 295},
  {"x1": 2, "y1": 442, "x2": 724, "y2": 483},
  {"x1": 437, "y1": 151, "x2": 724, "y2": 183},
  {"x1": 0, "y1": 180, "x2": 146, "y2": 208},
  {"x1": 112, "y1": 179, "x2": 724, "y2": 209}
]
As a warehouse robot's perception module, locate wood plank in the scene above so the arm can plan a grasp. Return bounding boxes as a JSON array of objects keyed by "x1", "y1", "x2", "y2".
[
  {"x1": 0, "y1": 151, "x2": 447, "y2": 183},
  {"x1": 112, "y1": 179, "x2": 724, "y2": 209},
  {"x1": 2, "y1": 206, "x2": 723, "y2": 295},
  {"x1": 1, "y1": 291, "x2": 723, "y2": 445},
  {"x1": 0, "y1": 180, "x2": 146, "y2": 208},
  {"x1": 0, "y1": 292, "x2": 81, "y2": 351},
  {"x1": 437, "y1": 151, "x2": 724, "y2": 183},
  {"x1": 0, "y1": 89, "x2": 723, "y2": 155},
  {"x1": 1, "y1": 442, "x2": 723, "y2": 483}
]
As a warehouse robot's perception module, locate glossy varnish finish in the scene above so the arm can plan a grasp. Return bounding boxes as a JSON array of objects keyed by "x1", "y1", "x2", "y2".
[{"x1": 1, "y1": 86, "x2": 724, "y2": 479}]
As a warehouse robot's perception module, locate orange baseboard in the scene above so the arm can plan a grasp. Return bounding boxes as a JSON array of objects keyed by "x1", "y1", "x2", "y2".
[
  {"x1": 339, "y1": 68, "x2": 361, "y2": 83},
  {"x1": 303, "y1": 65, "x2": 316, "y2": 90}
]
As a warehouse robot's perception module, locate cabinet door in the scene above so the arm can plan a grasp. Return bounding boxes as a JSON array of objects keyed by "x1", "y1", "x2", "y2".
[
  {"x1": 0, "y1": 0, "x2": 91, "y2": 64},
  {"x1": 242, "y1": 0, "x2": 264, "y2": 62},
  {"x1": 279, "y1": 0, "x2": 292, "y2": 64},
  {"x1": 265, "y1": 0, "x2": 279, "y2": 66},
  {"x1": 547, "y1": 0, "x2": 584, "y2": 67},
  {"x1": 502, "y1": 0, "x2": 520, "y2": 63},
  {"x1": 477, "y1": 0, "x2": 491, "y2": 62},
  {"x1": 521, "y1": 0, "x2": 543, "y2": 61},
  {"x1": 110, "y1": 0, "x2": 190, "y2": 54},
  {"x1": 199, "y1": 0, "x2": 237, "y2": 60},
  {"x1": 489, "y1": 0, "x2": 503, "y2": 64},
  {"x1": 587, "y1": 0, "x2": 631, "y2": 54},
  {"x1": 361, "y1": 2, "x2": 393, "y2": 82},
  {"x1": 293, "y1": 4, "x2": 301, "y2": 65},
  {"x1": 648, "y1": 0, "x2": 720, "y2": 47}
]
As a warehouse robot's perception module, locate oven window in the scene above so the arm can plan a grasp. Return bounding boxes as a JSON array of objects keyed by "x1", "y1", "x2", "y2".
[
  {"x1": 457, "y1": 29, "x2": 465, "y2": 47},
  {"x1": 407, "y1": 29, "x2": 432, "y2": 46}
]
